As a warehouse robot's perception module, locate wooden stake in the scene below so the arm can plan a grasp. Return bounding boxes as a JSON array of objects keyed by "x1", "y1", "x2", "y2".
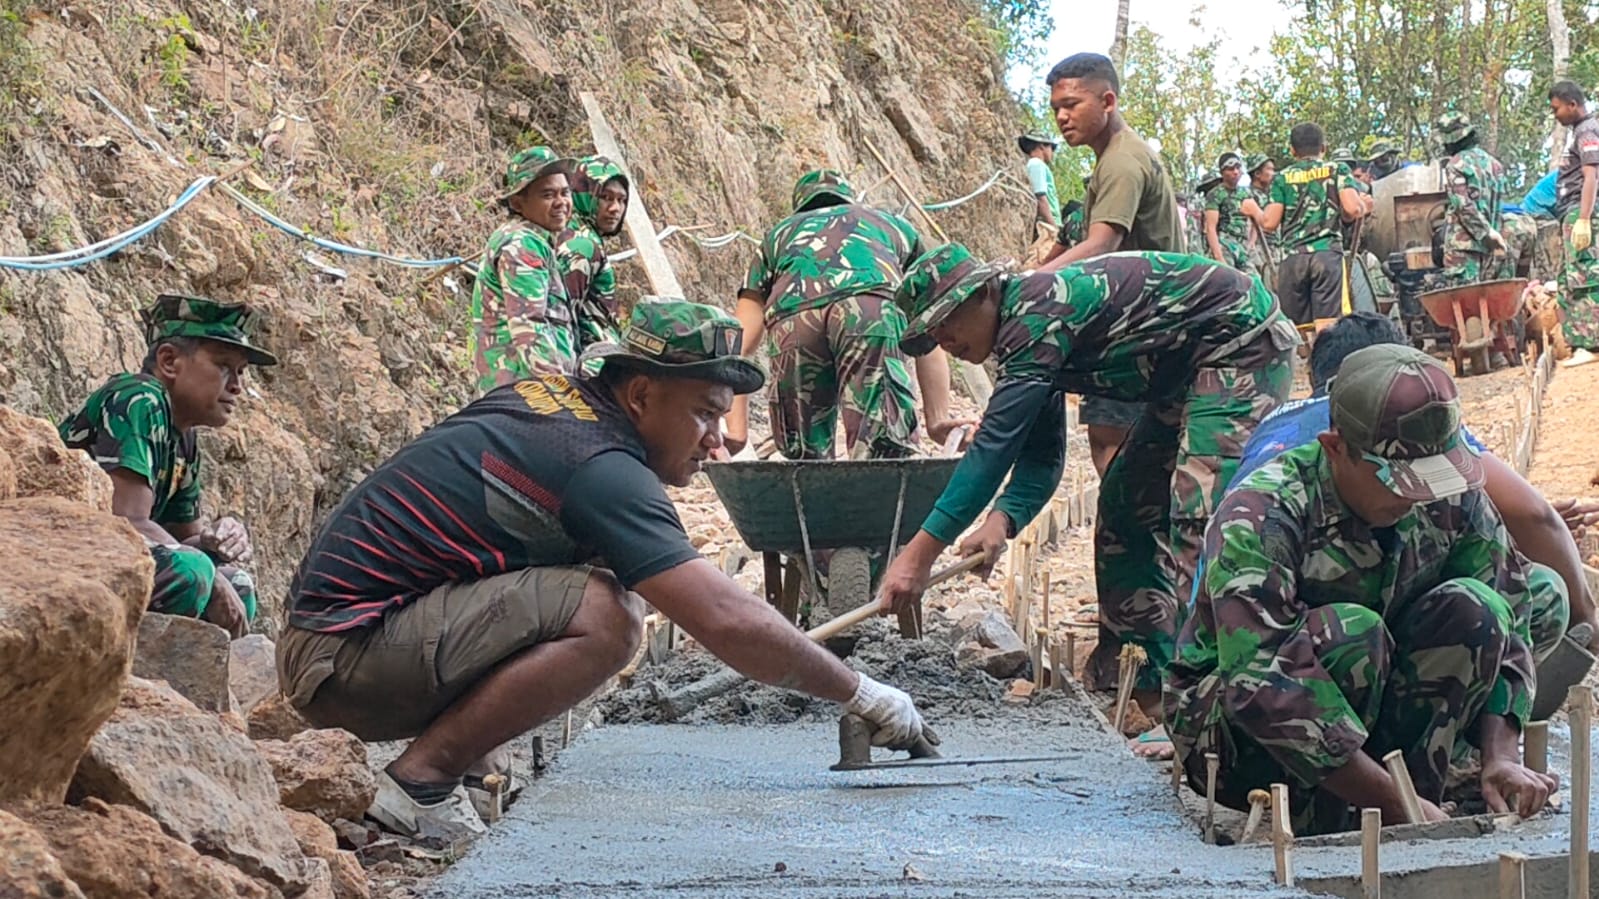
[
  {"x1": 1040, "y1": 571, "x2": 1052, "y2": 630},
  {"x1": 1171, "y1": 754, "x2": 1183, "y2": 793},
  {"x1": 1049, "y1": 639, "x2": 1064, "y2": 691},
  {"x1": 1571, "y1": 684, "x2": 1592, "y2": 899},
  {"x1": 1525, "y1": 720, "x2": 1548, "y2": 774},
  {"x1": 1204, "y1": 752, "x2": 1219, "y2": 843},
  {"x1": 562, "y1": 709, "x2": 573, "y2": 749},
  {"x1": 1032, "y1": 627, "x2": 1047, "y2": 686},
  {"x1": 1361, "y1": 808, "x2": 1381, "y2": 899},
  {"x1": 1064, "y1": 632, "x2": 1076, "y2": 678},
  {"x1": 1499, "y1": 852, "x2": 1527, "y2": 899},
  {"x1": 1271, "y1": 782, "x2": 1294, "y2": 887},
  {"x1": 1382, "y1": 750, "x2": 1425, "y2": 825},
  {"x1": 1111, "y1": 644, "x2": 1145, "y2": 733}
]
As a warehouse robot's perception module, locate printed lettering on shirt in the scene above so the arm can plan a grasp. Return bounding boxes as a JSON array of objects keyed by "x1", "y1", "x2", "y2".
[
  {"x1": 1283, "y1": 165, "x2": 1333, "y2": 186},
  {"x1": 515, "y1": 376, "x2": 598, "y2": 421}
]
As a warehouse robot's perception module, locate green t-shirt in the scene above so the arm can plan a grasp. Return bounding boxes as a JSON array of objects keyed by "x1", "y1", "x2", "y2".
[
  {"x1": 1026, "y1": 157, "x2": 1061, "y2": 224},
  {"x1": 1268, "y1": 158, "x2": 1358, "y2": 252},
  {"x1": 59, "y1": 372, "x2": 202, "y2": 525},
  {"x1": 1079, "y1": 127, "x2": 1181, "y2": 253}
]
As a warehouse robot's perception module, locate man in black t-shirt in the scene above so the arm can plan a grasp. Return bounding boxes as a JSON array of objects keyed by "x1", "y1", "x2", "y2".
[{"x1": 278, "y1": 300, "x2": 934, "y2": 842}]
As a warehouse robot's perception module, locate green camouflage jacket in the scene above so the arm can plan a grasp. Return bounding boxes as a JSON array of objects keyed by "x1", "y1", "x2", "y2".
[
  {"x1": 1060, "y1": 205, "x2": 1087, "y2": 249},
  {"x1": 472, "y1": 219, "x2": 578, "y2": 391},
  {"x1": 1443, "y1": 145, "x2": 1506, "y2": 254},
  {"x1": 59, "y1": 372, "x2": 202, "y2": 525},
  {"x1": 1170, "y1": 441, "x2": 1535, "y2": 784},
  {"x1": 559, "y1": 156, "x2": 626, "y2": 358},
  {"x1": 743, "y1": 205, "x2": 923, "y2": 321},
  {"x1": 1268, "y1": 158, "x2": 1360, "y2": 253},
  {"x1": 1204, "y1": 184, "x2": 1252, "y2": 267}
]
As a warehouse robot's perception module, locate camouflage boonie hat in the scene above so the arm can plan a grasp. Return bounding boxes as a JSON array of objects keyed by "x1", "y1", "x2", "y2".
[
  {"x1": 1017, "y1": 131, "x2": 1059, "y2": 154},
  {"x1": 499, "y1": 146, "x2": 573, "y2": 202},
  {"x1": 569, "y1": 154, "x2": 630, "y2": 236},
  {"x1": 1367, "y1": 140, "x2": 1399, "y2": 161},
  {"x1": 1195, "y1": 170, "x2": 1223, "y2": 195},
  {"x1": 141, "y1": 294, "x2": 278, "y2": 367},
  {"x1": 1329, "y1": 146, "x2": 1357, "y2": 165},
  {"x1": 1245, "y1": 153, "x2": 1271, "y2": 174},
  {"x1": 1217, "y1": 151, "x2": 1244, "y2": 171},
  {"x1": 792, "y1": 169, "x2": 856, "y2": 213},
  {"x1": 1435, "y1": 113, "x2": 1475, "y2": 145},
  {"x1": 1328, "y1": 344, "x2": 1483, "y2": 502},
  {"x1": 895, "y1": 243, "x2": 1005, "y2": 357},
  {"x1": 583, "y1": 299, "x2": 764, "y2": 394}
]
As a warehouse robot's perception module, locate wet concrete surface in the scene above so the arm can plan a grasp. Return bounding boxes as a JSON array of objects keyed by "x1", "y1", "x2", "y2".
[{"x1": 432, "y1": 716, "x2": 1319, "y2": 898}]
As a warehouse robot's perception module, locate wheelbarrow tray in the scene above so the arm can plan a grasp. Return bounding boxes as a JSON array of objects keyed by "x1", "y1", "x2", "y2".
[
  {"x1": 1417, "y1": 278, "x2": 1527, "y2": 329},
  {"x1": 703, "y1": 458, "x2": 960, "y2": 553}
]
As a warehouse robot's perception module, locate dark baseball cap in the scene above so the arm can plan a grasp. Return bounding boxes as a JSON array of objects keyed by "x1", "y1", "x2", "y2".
[{"x1": 1328, "y1": 344, "x2": 1483, "y2": 501}]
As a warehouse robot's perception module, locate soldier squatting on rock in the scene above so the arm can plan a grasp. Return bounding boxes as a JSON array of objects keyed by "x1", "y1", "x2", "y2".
[{"x1": 60, "y1": 295, "x2": 277, "y2": 638}]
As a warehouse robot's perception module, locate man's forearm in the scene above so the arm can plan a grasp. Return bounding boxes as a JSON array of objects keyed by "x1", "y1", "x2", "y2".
[
  {"x1": 1036, "y1": 196, "x2": 1057, "y2": 227},
  {"x1": 1475, "y1": 713, "x2": 1522, "y2": 764},
  {"x1": 1582, "y1": 168, "x2": 1597, "y2": 221},
  {"x1": 1322, "y1": 751, "x2": 1408, "y2": 821},
  {"x1": 1038, "y1": 227, "x2": 1121, "y2": 273},
  {"x1": 915, "y1": 349, "x2": 953, "y2": 430}
]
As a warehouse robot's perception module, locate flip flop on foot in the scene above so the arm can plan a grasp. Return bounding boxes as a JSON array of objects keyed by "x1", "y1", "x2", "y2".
[
  {"x1": 1129, "y1": 725, "x2": 1173, "y2": 761},
  {"x1": 1563, "y1": 348, "x2": 1599, "y2": 368}
]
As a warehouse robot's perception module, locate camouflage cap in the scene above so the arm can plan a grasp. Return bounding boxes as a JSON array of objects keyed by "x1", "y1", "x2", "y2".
[
  {"x1": 141, "y1": 294, "x2": 278, "y2": 367},
  {"x1": 1328, "y1": 344, "x2": 1483, "y2": 502},
  {"x1": 569, "y1": 154, "x2": 630, "y2": 236},
  {"x1": 1217, "y1": 151, "x2": 1244, "y2": 171},
  {"x1": 894, "y1": 243, "x2": 1004, "y2": 357},
  {"x1": 500, "y1": 146, "x2": 573, "y2": 202},
  {"x1": 1367, "y1": 139, "x2": 1399, "y2": 161},
  {"x1": 583, "y1": 298, "x2": 764, "y2": 394},
  {"x1": 792, "y1": 169, "x2": 856, "y2": 213},
  {"x1": 1245, "y1": 153, "x2": 1272, "y2": 174},
  {"x1": 1436, "y1": 113, "x2": 1475, "y2": 145},
  {"x1": 1329, "y1": 146, "x2": 1357, "y2": 165},
  {"x1": 1016, "y1": 131, "x2": 1059, "y2": 154}
]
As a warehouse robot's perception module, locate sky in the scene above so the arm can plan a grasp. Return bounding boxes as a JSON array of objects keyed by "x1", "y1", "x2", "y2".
[{"x1": 1007, "y1": 0, "x2": 1293, "y2": 96}]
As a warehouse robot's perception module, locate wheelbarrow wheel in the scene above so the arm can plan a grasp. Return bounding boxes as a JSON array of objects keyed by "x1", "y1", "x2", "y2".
[{"x1": 828, "y1": 548, "x2": 873, "y2": 609}]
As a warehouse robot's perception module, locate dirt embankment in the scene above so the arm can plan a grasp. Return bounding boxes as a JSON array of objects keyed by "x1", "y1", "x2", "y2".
[{"x1": 0, "y1": 0, "x2": 1029, "y2": 627}]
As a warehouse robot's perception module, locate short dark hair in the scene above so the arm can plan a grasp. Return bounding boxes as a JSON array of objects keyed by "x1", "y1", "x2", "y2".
[
  {"x1": 1310, "y1": 311, "x2": 1406, "y2": 389},
  {"x1": 139, "y1": 336, "x2": 202, "y2": 375},
  {"x1": 1289, "y1": 123, "x2": 1326, "y2": 155},
  {"x1": 1551, "y1": 80, "x2": 1587, "y2": 105},
  {"x1": 1046, "y1": 53, "x2": 1120, "y2": 93}
]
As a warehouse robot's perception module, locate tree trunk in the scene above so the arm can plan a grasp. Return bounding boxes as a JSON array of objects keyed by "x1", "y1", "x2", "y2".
[
  {"x1": 1550, "y1": 0, "x2": 1571, "y2": 169},
  {"x1": 1110, "y1": 0, "x2": 1130, "y2": 70}
]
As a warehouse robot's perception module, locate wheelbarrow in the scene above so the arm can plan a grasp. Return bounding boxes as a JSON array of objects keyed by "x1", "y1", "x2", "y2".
[
  {"x1": 1417, "y1": 278, "x2": 1528, "y2": 377},
  {"x1": 703, "y1": 457, "x2": 961, "y2": 638}
]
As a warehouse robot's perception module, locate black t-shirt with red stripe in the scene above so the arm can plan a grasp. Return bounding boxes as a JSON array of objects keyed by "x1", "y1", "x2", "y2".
[{"x1": 287, "y1": 375, "x2": 700, "y2": 633}]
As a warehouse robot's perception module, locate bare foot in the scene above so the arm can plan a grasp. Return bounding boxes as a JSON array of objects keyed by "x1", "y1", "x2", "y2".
[{"x1": 1128, "y1": 725, "x2": 1173, "y2": 760}]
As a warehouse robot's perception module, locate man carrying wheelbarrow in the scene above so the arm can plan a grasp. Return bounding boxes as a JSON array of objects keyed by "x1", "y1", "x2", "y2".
[
  {"x1": 278, "y1": 299, "x2": 935, "y2": 844},
  {"x1": 877, "y1": 245, "x2": 1296, "y2": 749},
  {"x1": 724, "y1": 169, "x2": 971, "y2": 459}
]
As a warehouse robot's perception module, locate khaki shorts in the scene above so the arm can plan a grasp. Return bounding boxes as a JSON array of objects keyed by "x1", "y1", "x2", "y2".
[{"x1": 276, "y1": 566, "x2": 592, "y2": 741}]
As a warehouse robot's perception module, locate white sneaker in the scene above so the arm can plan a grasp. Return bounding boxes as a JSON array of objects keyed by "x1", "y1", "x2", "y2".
[
  {"x1": 367, "y1": 771, "x2": 486, "y2": 845},
  {"x1": 1563, "y1": 348, "x2": 1598, "y2": 368}
]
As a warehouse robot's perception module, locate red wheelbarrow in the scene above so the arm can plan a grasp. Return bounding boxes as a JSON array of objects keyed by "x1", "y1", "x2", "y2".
[{"x1": 1417, "y1": 278, "x2": 1528, "y2": 377}]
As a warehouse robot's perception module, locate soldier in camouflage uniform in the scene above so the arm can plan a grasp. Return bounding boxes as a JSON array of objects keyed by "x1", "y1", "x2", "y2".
[
  {"x1": 1241, "y1": 154, "x2": 1279, "y2": 283},
  {"x1": 471, "y1": 147, "x2": 578, "y2": 392},
  {"x1": 729, "y1": 170, "x2": 940, "y2": 460},
  {"x1": 1203, "y1": 153, "x2": 1254, "y2": 273},
  {"x1": 1438, "y1": 113, "x2": 1510, "y2": 285},
  {"x1": 1550, "y1": 81, "x2": 1599, "y2": 365},
  {"x1": 1058, "y1": 199, "x2": 1086, "y2": 250},
  {"x1": 1367, "y1": 140, "x2": 1403, "y2": 181},
  {"x1": 60, "y1": 296, "x2": 277, "y2": 638},
  {"x1": 1186, "y1": 172, "x2": 1221, "y2": 257},
  {"x1": 1265, "y1": 124, "x2": 1367, "y2": 330},
  {"x1": 1169, "y1": 345, "x2": 1558, "y2": 834},
  {"x1": 557, "y1": 155, "x2": 630, "y2": 372},
  {"x1": 877, "y1": 245, "x2": 1297, "y2": 704}
]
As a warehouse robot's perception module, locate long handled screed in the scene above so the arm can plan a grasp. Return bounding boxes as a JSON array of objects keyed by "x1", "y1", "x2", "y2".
[{"x1": 647, "y1": 554, "x2": 985, "y2": 720}]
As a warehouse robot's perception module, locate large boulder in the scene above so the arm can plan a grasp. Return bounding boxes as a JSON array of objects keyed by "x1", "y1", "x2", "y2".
[
  {"x1": 249, "y1": 692, "x2": 314, "y2": 741},
  {"x1": 283, "y1": 809, "x2": 370, "y2": 899},
  {"x1": 0, "y1": 405, "x2": 114, "y2": 511},
  {"x1": 0, "y1": 496, "x2": 150, "y2": 804},
  {"x1": 20, "y1": 799, "x2": 277, "y2": 898},
  {"x1": 0, "y1": 808, "x2": 86, "y2": 899},
  {"x1": 70, "y1": 677, "x2": 313, "y2": 893},
  {"x1": 231, "y1": 634, "x2": 281, "y2": 716},
  {"x1": 256, "y1": 729, "x2": 377, "y2": 824},
  {"x1": 134, "y1": 612, "x2": 233, "y2": 713}
]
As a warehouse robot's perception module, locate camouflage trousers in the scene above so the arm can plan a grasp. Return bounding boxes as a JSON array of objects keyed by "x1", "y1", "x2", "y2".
[
  {"x1": 149, "y1": 543, "x2": 258, "y2": 622},
  {"x1": 764, "y1": 294, "x2": 919, "y2": 460},
  {"x1": 575, "y1": 301, "x2": 623, "y2": 377},
  {"x1": 1560, "y1": 209, "x2": 1599, "y2": 351},
  {"x1": 1216, "y1": 234, "x2": 1254, "y2": 274},
  {"x1": 1092, "y1": 350, "x2": 1293, "y2": 691},
  {"x1": 1441, "y1": 246, "x2": 1511, "y2": 286},
  {"x1": 1169, "y1": 572, "x2": 1558, "y2": 836}
]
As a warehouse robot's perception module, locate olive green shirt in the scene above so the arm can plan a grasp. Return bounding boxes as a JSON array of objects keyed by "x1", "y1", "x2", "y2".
[{"x1": 1082, "y1": 127, "x2": 1181, "y2": 253}]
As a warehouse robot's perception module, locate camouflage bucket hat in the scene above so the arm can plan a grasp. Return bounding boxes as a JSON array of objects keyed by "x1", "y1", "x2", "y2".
[
  {"x1": 1195, "y1": 170, "x2": 1223, "y2": 194},
  {"x1": 584, "y1": 299, "x2": 764, "y2": 395},
  {"x1": 1435, "y1": 113, "x2": 1475, "y2": 145},
  {"x1": 1217, "y1": 151, "x2": 1244, "y2": 171},
  {"x1": 792, "y1": 169, "x2": 856, "y2": 213},
  {"x1": 1329, "y1": 146, "x2": 1357, "y2": 165},
  {"x1": 569, "y1": 154, "x2": 630, "y2": 235},
  {"x1": 141, "y1": 294, "x2": 278, "y2": 367},
  {"x1": 1328, "y1": 344, "x2": 1483, "y2": 502},
  {"x1": 1367, "y1": 140, "x2": 1399, "y2": 162},
  {"x1": 499, "y1": 146, "x2": 574, "y2": 202},
  {"x1": 1245, "y1": 153, "x2": 1271, "y2": 174},
  {"x1": 895, "y1": 243, "x2": 1004, "y2": 357},
  {"x1": 1016, "y1": 131, "x2": 1059, "y2": 154}
]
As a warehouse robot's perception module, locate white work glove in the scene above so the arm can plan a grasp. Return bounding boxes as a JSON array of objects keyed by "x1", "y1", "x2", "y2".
[{"x1": 845, "y1": 673, "x2": 933, "y2": 748}]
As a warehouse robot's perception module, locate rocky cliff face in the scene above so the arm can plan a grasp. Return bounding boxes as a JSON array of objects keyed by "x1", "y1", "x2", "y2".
[{"x1": 0, "y1": 0, "x2": 1027, "y2": 624}]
